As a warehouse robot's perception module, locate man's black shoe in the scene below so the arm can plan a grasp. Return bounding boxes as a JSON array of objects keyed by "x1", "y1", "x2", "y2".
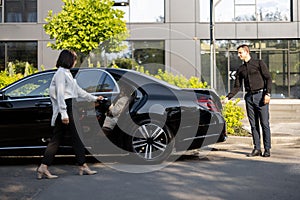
[
  {"x1": 247, "y1": 149, "x2": 262, "y2": 157},
  {"x1": 262, "y1": 149, "x2": 271, "y2": 157}
]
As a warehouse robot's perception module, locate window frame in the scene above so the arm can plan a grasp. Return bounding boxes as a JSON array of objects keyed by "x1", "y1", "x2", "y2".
[
  {"x1": 3, "y1": 0, "x2": 37, "y2": 23},
  {"x1": 200, "y1": 0, "x2": 292, "y2": 23},
  {"x1": 113, "y1": 0, "x2": 165, "y2": 23}
]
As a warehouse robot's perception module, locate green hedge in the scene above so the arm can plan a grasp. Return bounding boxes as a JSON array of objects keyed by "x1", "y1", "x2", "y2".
[
  {"x1": 135, "y1": 66, "x2": 208, "y2": 89},
  {"x1": 0, "y1": 62, "x2": 39, "y2": 89},
  {"x1": 220, "y1": 97, "x2": 248, "y2": 136}
]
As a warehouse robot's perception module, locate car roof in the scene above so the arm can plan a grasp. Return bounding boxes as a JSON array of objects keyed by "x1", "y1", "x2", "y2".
[
  {"x1": 0, "y1": 67, "x2": 181, "y2": 92},
  {"x1": 104, "y1": 68, "x2": 181, "y2": 90}
]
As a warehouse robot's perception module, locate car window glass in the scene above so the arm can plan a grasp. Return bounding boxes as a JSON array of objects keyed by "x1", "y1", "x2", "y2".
[
  {"x1": 76, "y1": 69, "x2": 118, "y2": 93},
  {"x1": 76, "y1": 70, "x2": 105, "y2": 93},
  {"x1": 101, "y1": 74, "x2": 118, "y2": 92},
  {"x1": 5, "y1": 73, "x2": 53, "y2": 99}
]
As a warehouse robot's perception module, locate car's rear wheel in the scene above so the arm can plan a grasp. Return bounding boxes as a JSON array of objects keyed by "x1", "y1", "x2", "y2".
[{"x1": 129, "y1": 120, "x2": 174, "y2": 164}]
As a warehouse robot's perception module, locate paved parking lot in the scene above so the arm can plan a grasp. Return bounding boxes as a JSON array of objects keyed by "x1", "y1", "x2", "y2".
[{"x1": 1, "y1": 134, "x2": 299, "y2": 200}]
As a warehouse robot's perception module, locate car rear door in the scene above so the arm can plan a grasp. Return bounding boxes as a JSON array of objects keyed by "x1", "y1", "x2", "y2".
[{"x1": 74, "y1": 68, "x2": 120, "y2": 153}]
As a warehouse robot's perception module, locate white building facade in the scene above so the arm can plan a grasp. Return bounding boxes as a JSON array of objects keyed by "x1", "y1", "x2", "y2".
[{"x1": 0, "y1": 0, "x2": 299, "y2": 98}]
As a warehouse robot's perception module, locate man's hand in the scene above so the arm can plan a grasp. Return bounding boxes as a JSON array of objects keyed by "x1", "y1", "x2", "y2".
[{"x1": 264, "y1": 94, "x2": 271, "y2": 104}]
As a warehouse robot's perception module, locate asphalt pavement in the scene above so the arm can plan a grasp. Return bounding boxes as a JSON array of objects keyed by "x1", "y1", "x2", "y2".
[{"x1": 1, "y1": 121, "x2": 299, "y2": 200}]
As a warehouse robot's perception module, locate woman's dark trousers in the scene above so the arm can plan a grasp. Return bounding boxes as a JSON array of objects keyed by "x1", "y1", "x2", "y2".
[{"x1": 41, "y1": 99, "x2": 86, "y2": 166}]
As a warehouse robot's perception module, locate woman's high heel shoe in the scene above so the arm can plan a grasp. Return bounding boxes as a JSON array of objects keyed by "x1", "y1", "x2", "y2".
[
  {"x1": 37, "y1": 164, "x2": 58, "y2": 179},
  {"x1": 79, "y1": 164, "x2": 97, "y2": 176}
]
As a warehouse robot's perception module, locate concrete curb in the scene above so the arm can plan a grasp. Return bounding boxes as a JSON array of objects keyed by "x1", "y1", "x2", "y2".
[{"x1": 224, "y1": 135, "x2": 300, "y2": 146}]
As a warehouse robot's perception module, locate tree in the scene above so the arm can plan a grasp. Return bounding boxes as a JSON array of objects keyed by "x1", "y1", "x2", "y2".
[{"x1": 44, "y1": 0, "x2": 128, "y2": 55}]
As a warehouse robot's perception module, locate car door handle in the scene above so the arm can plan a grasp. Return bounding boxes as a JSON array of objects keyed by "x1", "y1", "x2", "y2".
[{"x1": 35, "y1": 102, "x2": 52, "y2": 107}]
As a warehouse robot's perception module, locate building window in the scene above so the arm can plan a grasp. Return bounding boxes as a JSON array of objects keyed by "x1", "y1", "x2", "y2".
[
  {"x1": 116, "y1": 40, "x2": 165, "y2": 74},
  {"x1": 200, "y1": 0, "x2": 291, "y2": 22},
  {"x1": 234, "y1": 0, "x2": 256, "y2": 21},
  {"x1": 3, "y1": 0, "x2": 37, "y2": 23},
  {"x1": 0, "y1": 0, "x2": 3, "y2": 23},
  {"x1": 88, "y1": 40, "x2": 165, "y2": 74},
  {"x1": 257, "y1": 1, "x2": 291, "y2": 21},
  {"x1": 0, "y1": 41, "x2": 37, "y2": 71},
  {"x1": 0, "y1": 42, "x2": 4, "y2": 70},
  {"x1": 131, "y1": 40, "x2": 165, "y2": 74},
  {"x1": 114, "y1": 0, "x2": 164, "y2": 23},
  {"x1": 200, "y1": 40, "x2": 300, "y2": 99}
]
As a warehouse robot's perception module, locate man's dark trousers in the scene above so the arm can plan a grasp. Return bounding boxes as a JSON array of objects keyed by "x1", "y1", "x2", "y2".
[{"x1": 245, "y1": 91, "x2": 271, "y2": 150}]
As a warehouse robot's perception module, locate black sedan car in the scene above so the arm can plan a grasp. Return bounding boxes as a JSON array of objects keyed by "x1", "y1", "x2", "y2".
[{"x1": 0, "y1": 68, "x2": 226, "y2": 163}]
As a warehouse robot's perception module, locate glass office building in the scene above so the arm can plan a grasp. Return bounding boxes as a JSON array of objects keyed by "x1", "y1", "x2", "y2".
[{"x1": 0, "y1": 0, "x2": 299, "y2": 98}]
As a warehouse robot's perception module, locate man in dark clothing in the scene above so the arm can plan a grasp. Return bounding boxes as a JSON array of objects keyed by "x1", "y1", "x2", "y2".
[{"x1": 224, "y1": 44, "x2": 272, "y2": 157}]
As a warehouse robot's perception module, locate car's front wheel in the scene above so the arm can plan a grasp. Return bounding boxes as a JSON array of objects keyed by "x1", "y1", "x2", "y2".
[{"x1": 129, "y1": 120, "x2": 174, "y2": 164}]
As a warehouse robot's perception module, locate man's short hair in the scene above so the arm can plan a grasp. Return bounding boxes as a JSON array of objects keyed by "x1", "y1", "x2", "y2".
[{"x1": 237, "y1": 44, "x2": 250, "y2": 53}]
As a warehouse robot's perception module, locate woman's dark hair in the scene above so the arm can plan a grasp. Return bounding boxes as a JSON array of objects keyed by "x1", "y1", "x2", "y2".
[{"x1": 56, "y1": 50, "x2": 77, "y2": 69}]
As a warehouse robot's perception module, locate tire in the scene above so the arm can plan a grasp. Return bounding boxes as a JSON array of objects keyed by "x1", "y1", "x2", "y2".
[{"x1": 129, "y1": 120, "x2": 175, "y2": 164}]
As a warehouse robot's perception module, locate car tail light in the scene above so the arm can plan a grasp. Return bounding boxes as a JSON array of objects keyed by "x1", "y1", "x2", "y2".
[{"x1": 196, "y1": 97, "x2": 220, "y2": 112}]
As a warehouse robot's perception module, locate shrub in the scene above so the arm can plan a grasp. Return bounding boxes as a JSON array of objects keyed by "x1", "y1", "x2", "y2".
[
  {"x1": 0, "y1": 71, "x2": 23, "y2": 89},
  {"x1": 136, "y1": 66, "x2": 208, "y2": 89},
  {"x1": 221, "y1": 97, "x2": 248, "y2": 136},
  {"x1": 110, "y1": 58, "x2": 139, "y2": 69},
  {"x1": 0, "y1": 62, "x2": 38, "y2": 89},
  {"x1": 135, "y1": 65, "x2": 151, "y2": 75}
]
